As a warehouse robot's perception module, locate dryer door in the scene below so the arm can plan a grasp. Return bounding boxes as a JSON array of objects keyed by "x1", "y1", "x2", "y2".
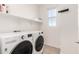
[
  {"x1": 11, "y1": 41, "x2": 33, "y2": 54},
  {"x1": 35, "y1": 35, "x2": 44, "y2": 52}
]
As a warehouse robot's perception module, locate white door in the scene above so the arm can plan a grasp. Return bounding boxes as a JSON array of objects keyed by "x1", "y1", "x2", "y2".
[{"x1": 58, "y1": 4, "x2": 78, "y2": 54}]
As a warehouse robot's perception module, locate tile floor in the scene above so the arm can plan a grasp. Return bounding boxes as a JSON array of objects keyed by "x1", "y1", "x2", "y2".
[{"x1": 43, "y1": 45, "x2": 60, "y2": 54}]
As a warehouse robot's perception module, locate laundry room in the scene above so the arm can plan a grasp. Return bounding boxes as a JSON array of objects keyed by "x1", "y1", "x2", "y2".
[{"x1": 0, "y1": 4, "x2": 78, "y2": 54}]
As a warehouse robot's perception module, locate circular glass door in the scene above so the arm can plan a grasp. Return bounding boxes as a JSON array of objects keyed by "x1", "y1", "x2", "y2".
[
  {"x1": 11, "y1": 41, "x2": 33, "y2": 54},
  {"x1": 35, "y1": 35, "x2": 44, "y2": 52}
]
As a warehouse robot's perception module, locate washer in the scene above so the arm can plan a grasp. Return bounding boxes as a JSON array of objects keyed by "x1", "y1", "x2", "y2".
[
  {"x1": 0, "y1": 32, "x2": 33, "y2": 54},
  {"x1": 32, "y1": 31, "x2": 44, "y2": 54}
]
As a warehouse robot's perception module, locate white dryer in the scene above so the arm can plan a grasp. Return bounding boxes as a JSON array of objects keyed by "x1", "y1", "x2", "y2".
[
  {"x1": 0, "y1": 32, "x2": 33, "y2": 54},
  {"x1": 32, "y1": 31, "x2": 44, "y2": 54}
]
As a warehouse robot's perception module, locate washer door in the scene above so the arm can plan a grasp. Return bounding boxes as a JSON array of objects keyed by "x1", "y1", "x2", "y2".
[
  {"x1": 35, "y1": 35, "x2": 44, "y2": 52},
  {"x1": 11, "y1": 41, "x2": 33, "y2": 54}
]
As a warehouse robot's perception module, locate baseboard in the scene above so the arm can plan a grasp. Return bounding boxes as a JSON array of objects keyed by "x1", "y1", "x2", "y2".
[{"x1": 44, "y1": 43, "x2": 60, "y2": 49}]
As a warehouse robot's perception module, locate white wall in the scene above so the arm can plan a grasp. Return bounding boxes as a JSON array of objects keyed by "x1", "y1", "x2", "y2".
[
  {"x1": 0, "y1": 4, "x2": 41, "y2": 33},
  {"x1": 39, "y1": 4, "x2": 78, "y2": 53},
  {"x1": 39, "y1": 4, "x2": 60, "y2": 48},
  {"x1": 8, "y1": 4, "x2": 39, "y2": 19},
  {"x1": 78, "y1": 5, "x2": 79, "y2": 53}
]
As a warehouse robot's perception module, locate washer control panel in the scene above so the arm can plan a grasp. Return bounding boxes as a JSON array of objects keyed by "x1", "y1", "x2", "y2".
[{"x1": 28, "y1": 34, "x2": 32, "y2": 38}]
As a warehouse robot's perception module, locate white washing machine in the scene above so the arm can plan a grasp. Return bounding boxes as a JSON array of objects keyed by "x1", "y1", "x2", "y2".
[
  {"x1": 32, "y1": 31, "x2": 44, "y2": 54},
  {"x1": 0, "y1": 32, "x2": 33, "y2": 54}
]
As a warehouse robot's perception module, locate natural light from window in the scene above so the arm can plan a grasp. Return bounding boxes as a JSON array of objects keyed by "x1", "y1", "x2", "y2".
[{"x1": 48, "y1": 9, "x2": 57, "y2": 27}]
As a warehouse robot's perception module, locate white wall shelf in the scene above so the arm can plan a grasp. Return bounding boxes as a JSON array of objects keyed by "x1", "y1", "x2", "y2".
[{"x1": 0, "y1": 14, "x2": 43, "y2": 23}]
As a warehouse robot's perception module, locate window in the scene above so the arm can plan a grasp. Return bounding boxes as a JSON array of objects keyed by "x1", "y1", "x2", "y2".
[{"x1": 48, "y1": 9, "x2": 57, "y2": 27}]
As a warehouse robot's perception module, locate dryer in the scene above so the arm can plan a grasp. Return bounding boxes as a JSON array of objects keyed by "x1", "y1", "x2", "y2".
[
  {"x1": 0, "y1": 32, "x2": 33, "y2": 54},
  {"x1": 32, "y1": 31, "x2": 44, "y2": 54}
]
